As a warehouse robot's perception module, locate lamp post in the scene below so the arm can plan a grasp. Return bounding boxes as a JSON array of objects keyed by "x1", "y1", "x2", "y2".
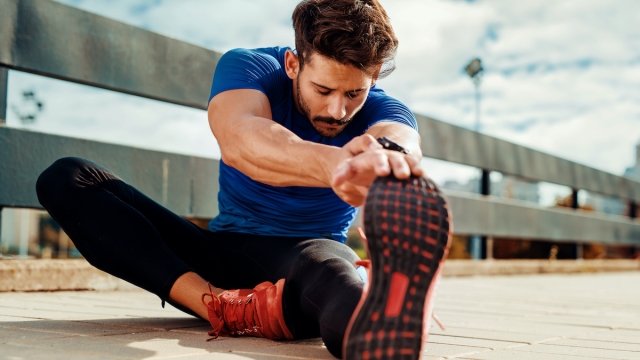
[
  {"x1": 465, "y1": 58, "x2": 483, "y2": 132},
  {"x1": 465, "y1": 58, "x2": 489, "y2": 260}
]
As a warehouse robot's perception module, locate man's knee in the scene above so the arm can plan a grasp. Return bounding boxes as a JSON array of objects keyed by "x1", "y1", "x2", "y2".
[
  {"x1": 36, "y1": 157, "x2": 89, "y2": 206},
  {"x1": 294, "y1": 240, "x2": 360, "y2": 279},
  {"x1": 299, "y1": 239, "x2": 358, "y2": 261}
]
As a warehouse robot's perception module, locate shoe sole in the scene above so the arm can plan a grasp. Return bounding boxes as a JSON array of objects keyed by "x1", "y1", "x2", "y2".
[{"x1": 343, "y1": 175, "x2": 452, "y2": 360}]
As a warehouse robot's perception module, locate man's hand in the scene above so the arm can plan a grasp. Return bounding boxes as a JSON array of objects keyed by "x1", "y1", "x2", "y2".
[{"x1": 330, "y1": 135, "x2": 424, "y2": 207}]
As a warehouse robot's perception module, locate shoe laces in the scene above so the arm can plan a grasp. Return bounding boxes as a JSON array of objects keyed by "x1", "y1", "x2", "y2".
[
  {"x1": 201, "y1": 283, "x2": 223, "y2": 340},
  {"x1": 355, "y1": 227, "x2": 446, "y2": 331},
  {"x1": 201, "y1": 283, "x2": 261, "y2": 341}
]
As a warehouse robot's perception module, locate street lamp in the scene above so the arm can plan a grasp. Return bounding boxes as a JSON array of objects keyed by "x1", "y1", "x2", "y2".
[
  {"x1": 464, "y1": 58, "x2": 489, "y2": 260},
  {"x1": 465, "y1": 58, "x2": 483, "y2": 132}
]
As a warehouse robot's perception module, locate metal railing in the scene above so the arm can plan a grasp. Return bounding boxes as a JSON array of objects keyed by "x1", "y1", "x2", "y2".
[{"x1": 1, "y1": 0, "x2": 639, "y2": 253}]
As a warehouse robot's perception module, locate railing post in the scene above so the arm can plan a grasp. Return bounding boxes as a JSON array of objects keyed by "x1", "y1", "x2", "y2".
[
  {"x1": 571, "y1": 189, "x2": 583, "y2": 259},
  {"x1": 571, "y1": 189, "x2": 579, "y2": 210},
  {"x1": 481, "y1": 170, "x2": 490, "y2": 196},
  {"x1": 0, "y1": 66, "x2": 6, "y2": 256},
  {"x1": 481, "y1": 170, "x2": 492, "y2": 259},
  {"x1": 0, "y1": 66, "x2": 7, "y2": 125},
  {"x1": 629, "y1": 201, "x2": 638, "y2": 260},
  {"x1": 471, "y1": 170, "x2": 491, "y2": 260},
  {"x1": 576, "y1": 242, "x2": 583, "y2": 260},
  {"x1": 485, "y1": 237, "x2": 494, "y2": 260}
]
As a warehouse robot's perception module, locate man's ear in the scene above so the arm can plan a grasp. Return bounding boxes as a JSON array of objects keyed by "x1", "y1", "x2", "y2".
[
  {"x1": 284, "y1": 50, "x2": 300, "y2": 80},
  {"x1": 370, "y1": 64, "x2": 382, "y2": 87}
]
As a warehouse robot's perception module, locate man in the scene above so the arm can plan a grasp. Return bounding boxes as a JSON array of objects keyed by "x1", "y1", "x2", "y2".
[{"x1": 36, "y1": 0, "x2": 451, "y2": 359}]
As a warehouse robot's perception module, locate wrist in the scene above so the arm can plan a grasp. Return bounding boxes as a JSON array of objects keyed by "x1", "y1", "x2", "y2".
[{"x1": 313, "y1": 144, "x2": 345, "y2": 187}]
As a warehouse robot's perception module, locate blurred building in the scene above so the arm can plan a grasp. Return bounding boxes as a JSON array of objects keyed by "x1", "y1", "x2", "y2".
[
  {"x1": 0, "y1": 208, "x2": 78, "y2": 258},
  {"x1": 442, "y1": 175, "x2": 539, "y2": 203},
  {"x1": 624, "y1": 141, "x2": 640, "y2": 182},
  {"x1": 0, "y1": 208, "x2": 41, "y2": 257},
  {"x1": 583, "y1": 193, "x2": 625, "y2": 216},
  {"x1": 442, "y1": 178, "x2": 479, "y2": 193},
  {"x1": 492, "y1": 176, "x2": 540, "y2": 203}
]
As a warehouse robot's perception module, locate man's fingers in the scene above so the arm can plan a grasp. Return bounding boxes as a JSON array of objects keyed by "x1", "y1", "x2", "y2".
[
  {"x1": 370, "y1": 152, "x2": 391, "y2": 177},
  {"x1": 388, "y1": 152, "x2": 411, "y2": 179},
  {"x1": 335, "y1": 181, "x2": 368, "y2": 207},
  {"x1": 344, "y1": 134, "x2": 382, "y2": 155},
  {"x1": 385, "y1": 152, "x2": 424, "y2": 179},
  {"x1": 405, "y1": 155, "x2": 424, "y2": 177},
  {"x1": 352, "y1": 152, "x2": 392, "y2": 180}
]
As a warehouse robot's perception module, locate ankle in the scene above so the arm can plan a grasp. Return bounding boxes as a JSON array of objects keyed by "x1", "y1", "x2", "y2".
[{"x1": 170, "y1": 272, "x2": 223, "y2": 320}]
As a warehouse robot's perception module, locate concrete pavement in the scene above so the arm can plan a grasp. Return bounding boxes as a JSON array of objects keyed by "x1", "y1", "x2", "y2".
[{"x1": 1, "y1": 272, "x2": 640, "y2": 359}]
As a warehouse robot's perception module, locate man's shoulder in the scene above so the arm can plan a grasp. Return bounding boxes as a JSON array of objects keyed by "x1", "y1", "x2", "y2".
[
  {"x1": 221, "y1": 46, "x2": 290, "y2": 69},
  {"x1": 354, "y1": 85, "x2": 418, "y2": 131},
  {"x1": 210, "y1": 46, "x2": 292, "y2": 103},
  {"x1": 361, "y1": 85, "x2": 408, "y2": 112}
]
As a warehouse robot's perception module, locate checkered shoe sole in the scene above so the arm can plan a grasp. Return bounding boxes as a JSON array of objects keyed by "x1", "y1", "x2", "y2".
[{"x1": 344, "y1": 175, "x2": 452, "y2": 360}]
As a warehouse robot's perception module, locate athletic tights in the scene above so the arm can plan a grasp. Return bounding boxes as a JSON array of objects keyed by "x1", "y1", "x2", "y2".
[{"x1": 36, "y1": 157, "x2": 364, "y2": 358}]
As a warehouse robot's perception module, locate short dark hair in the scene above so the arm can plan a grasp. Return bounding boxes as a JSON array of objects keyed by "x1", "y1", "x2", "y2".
[{"x1": 292, "y1": 0, "x2": 398, "y2": 78}]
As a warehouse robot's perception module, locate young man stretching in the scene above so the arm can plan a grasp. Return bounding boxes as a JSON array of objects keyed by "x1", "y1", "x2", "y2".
[{"x1": 36, "y1": 0, "x2": 451, "y2": 358}]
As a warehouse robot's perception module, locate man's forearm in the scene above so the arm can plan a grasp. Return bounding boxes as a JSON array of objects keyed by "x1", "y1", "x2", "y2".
[{"x1": 218, "y1": 115, "x2": 343, "y2": 187}]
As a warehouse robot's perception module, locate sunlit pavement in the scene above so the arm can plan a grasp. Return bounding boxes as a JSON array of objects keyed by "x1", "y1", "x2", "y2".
[{"x1": 1, "y1": 272, "x2": 640, "y2": 359}]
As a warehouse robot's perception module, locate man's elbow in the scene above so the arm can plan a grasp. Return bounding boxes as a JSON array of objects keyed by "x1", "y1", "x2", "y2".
[{"x1": 220, "y1": 147, "x2": 241, "y2": 169}]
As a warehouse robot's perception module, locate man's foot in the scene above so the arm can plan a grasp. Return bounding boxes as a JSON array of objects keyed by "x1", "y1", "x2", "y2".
[
  {"x1": 343, "y1": 175, "x2": 452, "y2": 360},
  {"x1": 202, "y1": 279, "x2": 294, "y2": 341}
]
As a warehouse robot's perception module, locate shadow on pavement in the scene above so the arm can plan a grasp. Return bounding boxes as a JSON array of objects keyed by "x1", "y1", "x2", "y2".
[{"x1": 0, "y1": 317, "x2": 331, "y2": 359}]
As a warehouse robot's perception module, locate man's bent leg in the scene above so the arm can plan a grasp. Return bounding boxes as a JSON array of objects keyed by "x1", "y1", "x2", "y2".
[{"x1": 36, "y1": 157, "x2": 216, "y2": 308}]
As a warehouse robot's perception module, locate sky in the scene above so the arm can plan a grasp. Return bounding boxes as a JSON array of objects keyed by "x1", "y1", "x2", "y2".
[{"x1": 6, "y1": 0, "x2": 640, "y2": 201}]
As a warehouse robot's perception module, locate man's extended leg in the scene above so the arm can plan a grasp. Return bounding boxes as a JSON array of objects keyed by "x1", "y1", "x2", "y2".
[
  {"x1": 234, "y1": 235, "x2": 363, "y2": 357},
  {"x1": 239, "y1": 175, "x2": 452, "y2": 359},
  {"x1": 342, "y1": 175, "x2": 452, "y2": 360},
  {"x1": 200, "y1": 176, "x2": 451, "y2": 358}
]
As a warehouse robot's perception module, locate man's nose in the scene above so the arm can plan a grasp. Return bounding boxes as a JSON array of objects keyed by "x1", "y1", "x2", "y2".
[{"x1": 327, "y1": 96, "x2": 347, "y2": 120}]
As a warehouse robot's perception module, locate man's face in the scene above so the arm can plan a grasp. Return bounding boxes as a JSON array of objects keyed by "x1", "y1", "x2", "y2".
[{"x1": 286, "y1": 51, "x2": 377, "y2": 138}]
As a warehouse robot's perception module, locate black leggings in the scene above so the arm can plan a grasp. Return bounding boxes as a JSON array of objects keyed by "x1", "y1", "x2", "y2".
[{"x1": 36, "y1": 157, "x2": 363, "y2": 358}]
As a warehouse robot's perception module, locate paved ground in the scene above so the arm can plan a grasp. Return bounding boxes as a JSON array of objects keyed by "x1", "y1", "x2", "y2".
[{"x1": 1, "y1": 272, "x2": 640, "y2": 359}]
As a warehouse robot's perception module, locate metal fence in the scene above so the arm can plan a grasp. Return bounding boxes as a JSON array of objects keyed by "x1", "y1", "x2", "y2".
[{"x1": 1, "y1": 0, "x2": 639, "y2": 253}]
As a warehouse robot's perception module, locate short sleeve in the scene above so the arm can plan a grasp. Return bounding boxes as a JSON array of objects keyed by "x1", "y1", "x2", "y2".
[
  {"x1": 208, "y1": 48, "x2": 287, "y2": 102},
  {"x1": 357, "y1": 87, "x2": 418, "y2": 132}
]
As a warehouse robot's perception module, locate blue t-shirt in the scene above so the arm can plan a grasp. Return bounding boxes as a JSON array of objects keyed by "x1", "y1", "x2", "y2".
[{"x1": 208, "y1": 46, "x2": 417, "y2": 243}]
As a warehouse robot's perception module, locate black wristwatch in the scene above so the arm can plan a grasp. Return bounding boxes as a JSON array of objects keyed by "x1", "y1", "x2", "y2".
[{"x1": 377, "y1": 137, "x2": 410, "y2": 154}]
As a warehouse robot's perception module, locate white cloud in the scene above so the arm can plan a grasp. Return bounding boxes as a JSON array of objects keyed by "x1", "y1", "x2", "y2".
[{"x1": 378, "y1": 0, "x2": 640, "y2": 174}]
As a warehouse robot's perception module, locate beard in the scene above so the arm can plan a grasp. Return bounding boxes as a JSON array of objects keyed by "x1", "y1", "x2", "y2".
[{"x1": 296, "y1": 79, "x2": 353, "y2": 138}]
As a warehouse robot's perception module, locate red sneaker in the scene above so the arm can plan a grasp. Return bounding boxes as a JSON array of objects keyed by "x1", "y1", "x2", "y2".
[
  {"x1": 202, "y1": 278, "x2": 294, "y2": 341},
  {"x1": 343, "y1": 175, "x2": 452, "y2": 360}
]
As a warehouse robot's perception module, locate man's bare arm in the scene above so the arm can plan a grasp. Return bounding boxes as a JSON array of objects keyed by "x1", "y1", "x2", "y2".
[{"x1": 208, "y1": 89, "x2": 382, "y2": 188}]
